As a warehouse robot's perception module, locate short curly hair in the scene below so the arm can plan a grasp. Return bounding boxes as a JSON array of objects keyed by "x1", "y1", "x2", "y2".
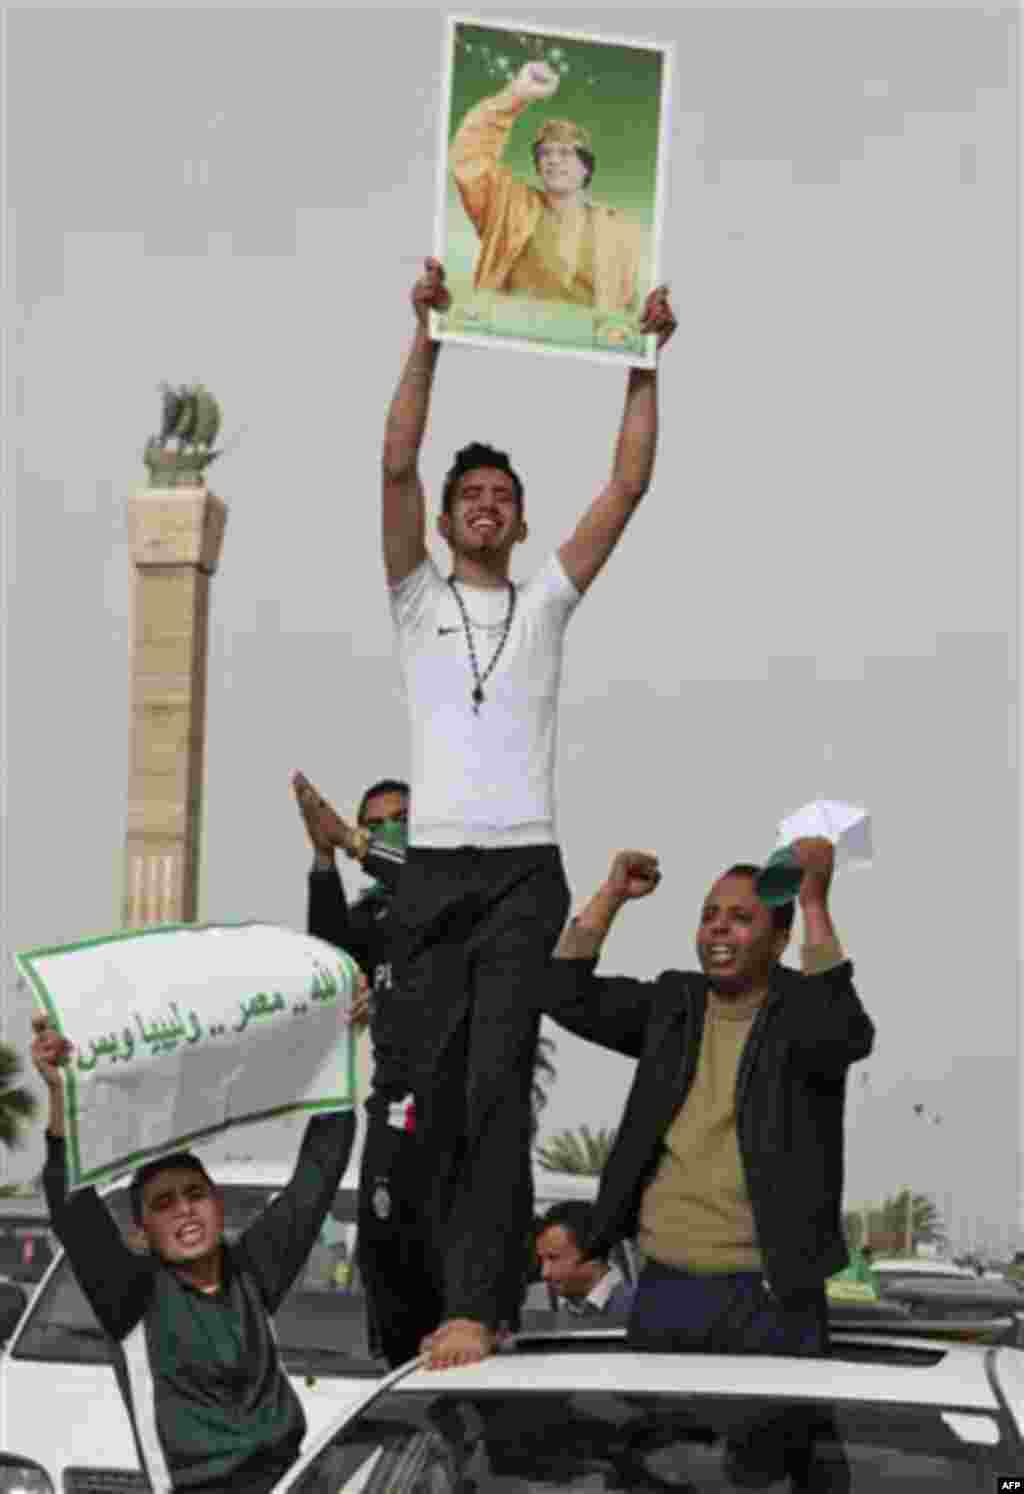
[
  {"x1": 130, "y1": 1152, "x2": 213, "y2": 1226},
  {"x1": 441, "y1": 442, "x2": 524, "y2": 515},
  {"x1": 535, "y1": 1201, "x2": 606, "y2": 1262}
]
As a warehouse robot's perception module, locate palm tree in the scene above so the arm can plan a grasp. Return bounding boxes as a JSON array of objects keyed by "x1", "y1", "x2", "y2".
[
  {"x1": 530, "y1": 1035, "x2": 558, "y2": 1141},
  {"x1": 880, "y1": 1188, "x2": 944, "y2": 1247},
  {"x1": 535, "y1": 1123, "x2": 617, "y2": 1176},
  {"x1": 0, "y1": 1046, "x2": 37, "y2": 1153},
  {"x1": 846, "y1": 1190, "x2": 945, "y2": 1253}
]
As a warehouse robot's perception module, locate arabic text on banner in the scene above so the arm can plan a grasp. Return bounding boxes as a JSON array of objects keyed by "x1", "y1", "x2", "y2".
[{"x1": 15, "y1": 922, "x2": 358, "y2": 1190}]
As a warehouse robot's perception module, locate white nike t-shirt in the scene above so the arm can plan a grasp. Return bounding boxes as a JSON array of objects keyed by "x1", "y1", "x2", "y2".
[{"x1": 390, "y1": 554, "x2": 581, "y2": 848}]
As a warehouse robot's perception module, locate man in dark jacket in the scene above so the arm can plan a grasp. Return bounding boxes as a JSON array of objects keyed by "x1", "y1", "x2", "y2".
[
  {"x1": 32, "y1": 1015, "x2": 357, "y2": 1494},
  {"x1": 537, "y1": 837, "x2": 871, "y2": 1482},
  {"x1": 292, "y1": 770, "x2": 444, "y2": 1368},
  {"x1": 539, "y1": 836, "x2": 872, "y2": 1339}
]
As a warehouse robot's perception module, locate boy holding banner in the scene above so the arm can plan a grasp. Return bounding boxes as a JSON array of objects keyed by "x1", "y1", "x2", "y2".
[{"x1": 31, "y1": 1015, "x2": 357, "y2": 1494}]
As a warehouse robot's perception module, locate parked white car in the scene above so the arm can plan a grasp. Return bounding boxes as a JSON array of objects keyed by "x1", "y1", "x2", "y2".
[
  {"x1": 0, "y1": 1154, "x2": 595, "y2": 1493},
  {"x1": 267, "y1": 1327, "x2": 1024, "y2": 1492},
  {"x1": 870, "y1": 1255, "x2": 975, "y2": 1282}
]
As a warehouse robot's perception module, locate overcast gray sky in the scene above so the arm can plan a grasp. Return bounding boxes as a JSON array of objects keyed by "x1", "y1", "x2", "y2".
[{"x1": 2, "y1": 3, "x2": 1017, "y2": 1255}]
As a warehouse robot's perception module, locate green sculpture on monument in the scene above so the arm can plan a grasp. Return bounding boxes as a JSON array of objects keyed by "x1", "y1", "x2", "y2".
[{"x1": 143, "y1": 383, "x2": 222, "y2": 488}]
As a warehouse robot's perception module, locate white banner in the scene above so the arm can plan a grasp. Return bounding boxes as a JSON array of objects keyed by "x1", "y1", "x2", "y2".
[{"x1": 14, "y1": 923, "x2": 358, "y2": 1191}]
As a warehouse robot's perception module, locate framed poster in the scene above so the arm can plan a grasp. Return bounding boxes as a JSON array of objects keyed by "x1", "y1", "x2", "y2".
[{"x1": 432, "y1": 15, "x2": 673, "y2": 367}]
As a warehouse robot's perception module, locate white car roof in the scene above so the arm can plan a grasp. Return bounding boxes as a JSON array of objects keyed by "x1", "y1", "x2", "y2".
[
  {"x1": 384, "y1": 1338, "x2": 1008, "y2": 1412},
  {"x1": 98, "y1": 1160, "x2": 596, "y2": 1199}
]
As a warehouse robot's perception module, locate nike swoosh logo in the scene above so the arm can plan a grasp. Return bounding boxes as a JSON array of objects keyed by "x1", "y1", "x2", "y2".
[{"x1": 437, "y1": 626, "x2": 461, "y2": 636}]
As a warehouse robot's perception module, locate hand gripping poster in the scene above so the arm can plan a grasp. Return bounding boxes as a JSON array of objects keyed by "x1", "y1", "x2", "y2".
[
  {"x1": 15, "y1": 923, "x2": 358, "y2": 1190},
  {"x1": 432, "y1": 16, "x2": 673, "y2": 367}
]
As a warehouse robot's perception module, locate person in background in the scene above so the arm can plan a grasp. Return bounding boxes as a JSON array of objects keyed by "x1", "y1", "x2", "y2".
[
  {"x1": 293, "y1": 771, "x2": 443, "y2": 1367},
  {"x1": 534, "y1": 1201, "x2": 635, "y2": 1320}
]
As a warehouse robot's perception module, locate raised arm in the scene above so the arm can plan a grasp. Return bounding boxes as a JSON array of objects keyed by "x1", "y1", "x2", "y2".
[
  {"x1": 537, "y1": 851, "x2": 663, "y2": 1057},
  {"x1": 449, "y1": 63, "x2": 557, "y2": 231},
  {"x1": 780, "y1": 838, "x2": 874, "y2": 1073},
  {"x1": 558, "y1": 289, "x2": 678, "y2": 596},
  {"x1": 381, "y1": 261, "x2": 450, "y2": 587},
  {"x1": 293, "y1": 770, "x2": 403, "y2": 894},
  {"x1": 32, "y1": 1017, "x2": 154, "y2": 1339},
  {"x1": 239, "y1": 1107, "x2": 357, "y2": 1314}
]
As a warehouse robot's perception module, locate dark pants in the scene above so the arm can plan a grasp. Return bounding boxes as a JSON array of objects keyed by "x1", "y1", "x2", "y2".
[
  {"x1": 357, "y1": 1093, "x2": 444, "y2": 1368},
  {"x1": 629, "y1": 1264, "x2": 849, "y2": 1491},
  {"x1": 628, "y1": 1262, "x2": 828, "y2": 1355},
  {"x1": 385, "y1": 845, "x2": 571, "y2": 1328}
]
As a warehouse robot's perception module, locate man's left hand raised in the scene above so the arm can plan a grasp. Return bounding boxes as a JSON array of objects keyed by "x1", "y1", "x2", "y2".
[{"x1": 790, "y1": 837, "x2": 835, "y2": 908}]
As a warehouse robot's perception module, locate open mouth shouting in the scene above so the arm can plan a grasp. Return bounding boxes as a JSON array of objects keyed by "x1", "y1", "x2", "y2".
[
  {"x1": 176, "y1": 1221, "x2": 207, "y2": 1250},
  {"x1": 704, "y1": 944, "x2": 737, "y2": 970}
]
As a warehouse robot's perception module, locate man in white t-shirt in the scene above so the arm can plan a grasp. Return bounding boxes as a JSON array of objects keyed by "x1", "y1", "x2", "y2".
[{"x1": 379, "y1": 256, "x2": 676, "y2": 1369}]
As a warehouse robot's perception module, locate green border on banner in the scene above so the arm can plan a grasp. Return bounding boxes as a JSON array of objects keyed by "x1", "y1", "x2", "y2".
[
  {"x1": 16, "y1": 923, "x2": 192, "y2": 961},
  {"x1": 13, "y1": 922, "x2": 358, "y2": 1191}
]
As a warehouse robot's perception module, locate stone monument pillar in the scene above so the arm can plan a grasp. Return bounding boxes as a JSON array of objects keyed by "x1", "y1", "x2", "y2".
[{"x1": 123, "y1": 385, "x2": 227, "y2": 927}]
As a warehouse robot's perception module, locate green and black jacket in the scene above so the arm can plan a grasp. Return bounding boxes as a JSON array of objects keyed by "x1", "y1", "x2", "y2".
[{"x1": 43, "y1": 1111, "x2": 355, "y2": 1492}]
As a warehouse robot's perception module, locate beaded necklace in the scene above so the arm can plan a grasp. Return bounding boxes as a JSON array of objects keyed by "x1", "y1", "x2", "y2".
[{"x1": 446, "y1": 576, "x2": 517, "y2": 713}]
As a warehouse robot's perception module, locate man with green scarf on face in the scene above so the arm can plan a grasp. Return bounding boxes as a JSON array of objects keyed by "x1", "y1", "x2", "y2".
[{"x1": 292, "y1": 771, "x2": 440, "y2": 1367}]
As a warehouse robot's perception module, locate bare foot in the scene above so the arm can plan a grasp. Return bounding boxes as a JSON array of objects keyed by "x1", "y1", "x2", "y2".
[{"x1": 421, "y1": 1318, "x2": 496, "y2": 1370}]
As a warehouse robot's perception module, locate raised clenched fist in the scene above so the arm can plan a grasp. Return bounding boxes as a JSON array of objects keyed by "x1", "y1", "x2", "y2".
[
  {"x1": 510, "y1": 61, "x2": 560, "y2": 102},
  {"x1": 411, "y1": 258, "x2": 451, "y2": 329},
  {"x1": 606, "y1": 850, "x2": 661, "y2": 902},
  {"x1": 31, "y1": 1013, "x2": 71, "y2": 1091},
  {"x1": 788, "y1": 837, "x2": 835, "y2": 905}
]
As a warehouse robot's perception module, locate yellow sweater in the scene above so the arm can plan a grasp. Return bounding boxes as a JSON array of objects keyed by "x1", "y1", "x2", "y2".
[
  {"x1": 505, "y1": 202, "x2": 597, "y2": 304},
  {"x1": 449, "y1": 86, "x2": 640, "y2": 314},
  {"x1": 637, "y1": 939, "x2": 845, "y2": 1274}
]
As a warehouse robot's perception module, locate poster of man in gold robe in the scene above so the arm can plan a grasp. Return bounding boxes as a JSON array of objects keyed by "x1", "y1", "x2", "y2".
[{"x1": 432, "y1": 19, "x2": 672, "y2": 367}]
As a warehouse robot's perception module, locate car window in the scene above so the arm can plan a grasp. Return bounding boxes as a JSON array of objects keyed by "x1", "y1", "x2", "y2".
[
  {"x1": 289, "y1": 1387, "x2": 1008, "y2": 1494},
  {"x1": 11, "y1": 1185, "x2": 380, "y2": 1374}
]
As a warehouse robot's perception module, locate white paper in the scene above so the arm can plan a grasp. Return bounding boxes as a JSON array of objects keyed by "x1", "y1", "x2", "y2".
[
  {"x1": 774, "y1": 799, "x2": 873, "y2": 870},
  {"x1": 15, "y1": 923, "x2": 357, "y2": 1190}
]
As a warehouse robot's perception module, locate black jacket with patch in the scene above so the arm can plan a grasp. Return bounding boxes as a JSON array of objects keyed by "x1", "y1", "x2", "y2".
[{"x1": 307, "y1": 863, "x2": 403, "y2": 1095}]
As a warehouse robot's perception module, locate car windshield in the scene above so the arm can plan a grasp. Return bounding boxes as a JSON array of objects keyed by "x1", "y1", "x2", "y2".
[
  {"x1": 289, "y1": 1385, "x2": 1009, "y2": 1494},
  {"x1": 11, "y1": 1184, "x2": 379, "y2": 1375}
]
